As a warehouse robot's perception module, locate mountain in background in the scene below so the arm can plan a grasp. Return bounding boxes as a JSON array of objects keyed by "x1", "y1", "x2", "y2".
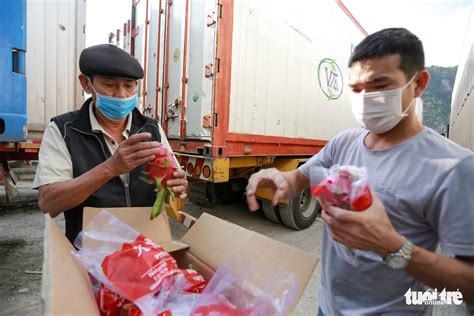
[{"x1": 422, "y1": 66, "x2": 457, "y2": 135}]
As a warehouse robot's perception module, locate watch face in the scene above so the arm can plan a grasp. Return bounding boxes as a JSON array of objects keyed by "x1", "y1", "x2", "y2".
[{"x1": 387, "y1": 255, "x2": 407, "y2": 269}]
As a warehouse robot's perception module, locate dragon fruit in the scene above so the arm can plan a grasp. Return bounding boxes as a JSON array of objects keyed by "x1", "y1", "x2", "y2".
[{"x1": 141, "y1": 144, "x2": 179, "y2": 219}]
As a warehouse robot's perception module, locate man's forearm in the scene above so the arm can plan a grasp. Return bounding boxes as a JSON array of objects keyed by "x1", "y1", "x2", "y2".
[
  {"x1": 406, "y1": 245, "x2": 474, "y2": 304},
  {"x1": 38, "y1": 162, "x2": 116, "y2": 217}
]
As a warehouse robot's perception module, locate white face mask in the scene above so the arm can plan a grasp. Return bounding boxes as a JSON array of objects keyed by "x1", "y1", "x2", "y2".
[{"x1": 350, "y1": 74, "x2": 417, "y2": 134}]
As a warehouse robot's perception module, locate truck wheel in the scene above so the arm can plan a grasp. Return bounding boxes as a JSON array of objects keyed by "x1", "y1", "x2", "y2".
[
  {"x1": 188, "y1": 182, "x2": 213, "y2": 207},
  {"x1": 278, "y1": 189, "x2": 320, "y2": 230},
  {"x1": 207, "y1": 179, "x2": 245, "y2": 204},
  {"x1": 261, "y1": 200, "x2": 281, "y2": 223}
]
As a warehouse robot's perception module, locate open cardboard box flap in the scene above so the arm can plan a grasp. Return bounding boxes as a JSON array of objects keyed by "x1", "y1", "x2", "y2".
[
  {"x1": 43, "y1": 207, "x2": 319, "y2": 315},
  {"x1": 180, "y1": 212, "x2": 319, "y2": 303},
  {"x1": 82, "y1": 207, "x2": 189, "y2": 253},
  {"x1": 43, "y1": 213, "x2": 100, "y2": 315}
]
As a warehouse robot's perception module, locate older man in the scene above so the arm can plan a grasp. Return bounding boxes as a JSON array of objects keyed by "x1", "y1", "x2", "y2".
[{"x1": 34, "y1": 44, "x2": 188, "y2": 243}]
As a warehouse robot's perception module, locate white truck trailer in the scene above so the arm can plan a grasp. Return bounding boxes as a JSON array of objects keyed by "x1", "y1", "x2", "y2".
[
  {"x1": 26, "y1": 0, "x2": 86, "y2": 140},
  {"x1": 110, "y1": 0, "x2": 367, "y2": 229},
  {"x1": 449, "y1": 6, "x2": 473, "y2": 151}
]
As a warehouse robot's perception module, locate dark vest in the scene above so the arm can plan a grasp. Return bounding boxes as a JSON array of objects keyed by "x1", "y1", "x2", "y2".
[{"x1": 51, "y1": 98, "x2": 161, "y2": 244}]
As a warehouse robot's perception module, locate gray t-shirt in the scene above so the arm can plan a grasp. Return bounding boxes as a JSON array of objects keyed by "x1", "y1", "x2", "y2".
[{"x1": 298, "y1": 127, "x2": 474, "y2": 315}]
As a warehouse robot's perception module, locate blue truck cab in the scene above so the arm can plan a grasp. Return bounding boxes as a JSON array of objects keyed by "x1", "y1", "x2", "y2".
[{"x1": 0, "y1": 0, "x2": 27, "y2": 142}]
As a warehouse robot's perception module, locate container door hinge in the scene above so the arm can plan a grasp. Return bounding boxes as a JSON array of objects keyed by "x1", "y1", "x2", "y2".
[
  {"x1": 217, "y1": 1, "x2": 223, "y2": 18},
  {"x1": 213, "y1": 113, "x2": 218, "y2": 127}
]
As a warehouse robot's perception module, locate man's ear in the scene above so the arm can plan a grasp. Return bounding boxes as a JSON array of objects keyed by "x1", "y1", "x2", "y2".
[
  {"x1": 79, "y1": 74, "x2": 93, "y2": 94},
  {"x1": 414, "y1": 70, "x2": 430, "y2": 98}
]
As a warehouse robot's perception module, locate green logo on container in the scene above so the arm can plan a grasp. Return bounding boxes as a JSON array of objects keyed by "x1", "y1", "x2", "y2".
[
  {"x1": 173, "y1": 49, "x2": 180, "y2": 62},
  {"x1": 317, "y1": 58, "x2": 343, "y2": 101}
]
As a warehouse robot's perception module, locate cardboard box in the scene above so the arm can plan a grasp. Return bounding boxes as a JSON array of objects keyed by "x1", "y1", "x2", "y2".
[{"x1": 42, "y1": 207, "x2": 319, "y2": 315}]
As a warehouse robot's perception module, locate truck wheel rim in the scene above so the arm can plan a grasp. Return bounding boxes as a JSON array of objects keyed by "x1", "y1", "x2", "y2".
[{"x1": 300, "y1": 189, "x2": 316, "y2": 218}]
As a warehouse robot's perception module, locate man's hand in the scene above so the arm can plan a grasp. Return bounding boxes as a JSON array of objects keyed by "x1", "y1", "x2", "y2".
[
  {"x1": 246, "y1": 168, "x2": 292, "y2": 211},
  {"x1": 104, "y1": 133, "x2": 162, "y2": 177},
  {"x1": 166, "y1": 169, "x2": 188, "y2": 200},
  {"x1": 320, "y1": 191, "x2": 404, "y2": 258}
]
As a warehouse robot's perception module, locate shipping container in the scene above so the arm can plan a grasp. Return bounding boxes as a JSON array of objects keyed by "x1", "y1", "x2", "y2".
[
  {"x1": 449, "y1": 6, "x2": 473, "y2": 151},
  {"x1": 0, "y1": 0, "x2": 86, "y2": 201},
  {"x1": 26, "y1": 0, "x2": 86, "y2": 140},
  {"x1": 113, "y1": 0, "x2": 367, "y2": 229}
]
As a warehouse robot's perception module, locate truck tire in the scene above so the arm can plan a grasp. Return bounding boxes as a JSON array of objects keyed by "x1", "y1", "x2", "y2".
[
  {"x1": 207, "y1": 179, "x2": 245, "y2": 204},
  {"x1": 278, "y1": 189, "x2": 320, "y2": 230},
  {"x1": 261, "y1": 200, "x2": 281, "y2": 224},
  {"x1": 188, "y1": 182, "x2": 213, "y2": 207}
]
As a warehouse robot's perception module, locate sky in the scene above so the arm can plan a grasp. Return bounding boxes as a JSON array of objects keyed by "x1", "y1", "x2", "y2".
[
  {"x1": 86, "y1": 0, "x2": 131, "y2": 47},
  {"x1": 344, "y1": 0, "x2": 473, "y2": 67},
  {"x1": 86, "y1": 0, "x2": 473, "y2": 67}
]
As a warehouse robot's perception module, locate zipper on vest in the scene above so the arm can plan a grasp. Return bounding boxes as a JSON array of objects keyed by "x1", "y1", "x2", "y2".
[
  {"x1": 71, "y1": 126, "x2": 131, "y2": 206},
  {"x1": 122, "y1": 180, "x2": 132, "y2": 207},
  {"x1": 135, "y1": 125, "x2": 146, "y2": 134}
]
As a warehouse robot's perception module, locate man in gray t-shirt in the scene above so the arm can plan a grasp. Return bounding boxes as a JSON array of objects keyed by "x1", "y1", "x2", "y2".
[
  {"x1": 246, "y1": 28, "x2": 474, "y2": 315},
  {"x1": 300, "y1": 128, "x2": 473, "y2": 315}
]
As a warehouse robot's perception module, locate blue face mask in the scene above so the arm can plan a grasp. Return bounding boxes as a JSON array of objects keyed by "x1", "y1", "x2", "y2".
[{"x1": 88, "y1": 78, "x2": 138, "y2": 121}]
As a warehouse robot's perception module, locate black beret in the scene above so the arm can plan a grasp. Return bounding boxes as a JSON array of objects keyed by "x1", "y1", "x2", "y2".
[{"x1": 79, "y1": 44, "x2": 144, "y2": 79}]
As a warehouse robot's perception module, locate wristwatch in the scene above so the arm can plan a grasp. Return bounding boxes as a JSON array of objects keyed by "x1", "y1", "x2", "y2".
[{"x1": 384, "y1": 238, "x2": 413, "y2": 269}]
